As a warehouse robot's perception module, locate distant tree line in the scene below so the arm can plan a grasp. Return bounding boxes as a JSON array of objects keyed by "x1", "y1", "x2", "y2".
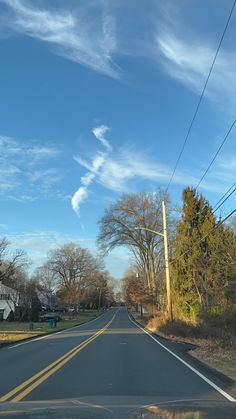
[
  {"x1": 0, "y1": 240, "x2": 116, "y2": 321},
  {"x1": 34, "y1": 243, "x2": 116, "y2": 311}
]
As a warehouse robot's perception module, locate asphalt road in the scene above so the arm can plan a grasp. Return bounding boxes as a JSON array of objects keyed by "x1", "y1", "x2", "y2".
[{"x1": 0, "y1": 307, "x2": 235, "y2": 410}]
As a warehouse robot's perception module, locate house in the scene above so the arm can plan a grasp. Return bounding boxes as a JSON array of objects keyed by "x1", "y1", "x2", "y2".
[
  {"x1": 36, "y1": 288, "x2": 50, "y2": 309},
  {"x1": 0, "y1": 281, "x2": 19, "y2": 320}
]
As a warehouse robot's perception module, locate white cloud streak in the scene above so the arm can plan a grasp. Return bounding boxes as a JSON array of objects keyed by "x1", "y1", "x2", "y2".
[
  {"x1": 92, "y1": 125, "x2": 112, "y2": 151},
  {"x1": 157, "y1": 33, "x2": 211, "y2": 92},
  {"x1": 97, "y1": 148, "x2": 236, "y2": 195},
  {"x1": 71, "y1": 154, "x2": 105, "y2": 215},
  {"x1": 73, "y1": 126, "x2": 236, "y2": 207},
  {"x1": 155, "y1": 16, "x2": 236, "y2": 109},
  {"x1": 2, "y1": 0, "x2": 121, "y2": 79},
  {"x1": 93, "y1": 149, "x2": 198, "y2": 193},
  {"x1": 71, "y1": 125, "x2": 111, "y2": 216}
]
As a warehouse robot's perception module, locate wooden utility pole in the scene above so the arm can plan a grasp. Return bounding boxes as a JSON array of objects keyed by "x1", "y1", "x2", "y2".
[
  {"x1": 162, "y1": 200, "x2": 173, "y2": 321},
  {"x1": 98, "y1": 288, "x2": 102, "y2": 311},
  {"x1": 135, "y1": 201, "x2": 173, "y2": 320}
]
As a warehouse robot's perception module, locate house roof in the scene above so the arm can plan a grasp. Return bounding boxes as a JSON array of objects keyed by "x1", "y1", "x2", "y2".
[{"x1": 0, "y1": 281, "x2": 18, "y2": 294}]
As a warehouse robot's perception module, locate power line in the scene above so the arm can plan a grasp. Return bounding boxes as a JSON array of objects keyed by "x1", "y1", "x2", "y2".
[
  {"x1": 213, "y1": 181, "x2": 236, "y2": 209},
  {"x1": 170, "y1": 207, "x2": 236, "y2": 265},
  {"x1": 166, "y1": 0, "x2": 236, "y2": 192},
  {"x1": 213, "y1": 182, "x2": 236, "y2": 213},
  {"x1": 195, "y1": 117, "x2": 236, "y2": 189}
]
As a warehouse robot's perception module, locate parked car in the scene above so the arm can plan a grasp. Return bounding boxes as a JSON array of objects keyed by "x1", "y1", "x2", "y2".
[
  {"x1": 53, "y1": 307, "x2": 66, "y2": 313},
  {"x1": 39, "y1": 313, "x2": 62, "y2": 322}
]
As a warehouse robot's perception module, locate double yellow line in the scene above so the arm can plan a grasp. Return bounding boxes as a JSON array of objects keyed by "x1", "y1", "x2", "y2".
[{"x1": 0, "y1": 314, "x2": 115, "y2": 403}]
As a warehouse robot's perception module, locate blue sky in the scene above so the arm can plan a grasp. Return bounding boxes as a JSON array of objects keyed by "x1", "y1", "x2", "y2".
[{"x1": 0, "y1": 0, "x2": 235, "y2": 278}]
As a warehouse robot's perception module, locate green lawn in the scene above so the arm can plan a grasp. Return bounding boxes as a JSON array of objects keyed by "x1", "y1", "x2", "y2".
[{"x1": 0, "y1": 310, "x2": 99, "y2": 342}]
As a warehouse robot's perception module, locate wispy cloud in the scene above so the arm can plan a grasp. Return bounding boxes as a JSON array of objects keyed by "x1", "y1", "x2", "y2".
[
  {"x1": 0, "y1": 164, "x2": 21, "y2": 191},
  {"x1": 71, "y1": 153, "x2": 106, "y2": 215},
  {"x1": 73, "y1": 126, "x2": 236, "y2": 211},
  {"x1": 7, "y1": 229, "x2": 128, "y2": 278},
  {"x1": 99, "y1": 148, "x2": 236, "y2": 195},
  {"x1": 205, "y1": 154, "x2": 236, "y2": 189},
  {"x1": 97, "y1": 149, "x2": 172, "y2": 192},
  {"x1": 1, "y1": 0, "x2": 236, "y2": 97},
  {"x1": 28, "y1": 168, "x2": 62, "y2": 193},
  {"x1": 1, "y1": 0, "x2": 121, "y2": 79},
  {"x1": 7, "y1": 230, "x2": 96, "y2": 269},
  {"x1": 218, "y1": 156, "x2": 236, "y2": 171},
  {"x1": 93, "y1": 148, "x2": 210, "y2": 193},
  {"x1": 0, "y1": 136, "x2": 59, "y2": 161},
  {"x1": 71, "y1": 125, "x2": 111, "y2": 216},
  {"x1": 0, "y1": 135, "x2": 61, "y2": 200},
  {"x1": 92, "y1": 125, "x2": 112, "y2": 151},
  {"x1": 26, "y1": 146, "x2": 59, "y2": 160},
  {"x1": 154, "y1": 3, "x2": 236, "y2": 110},
  {"x1": 157, "y1": 33, "x2": 211, "y2": 92}
]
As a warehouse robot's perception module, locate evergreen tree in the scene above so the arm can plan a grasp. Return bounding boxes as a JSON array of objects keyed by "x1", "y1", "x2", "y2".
[{"x1": 171, "y1": 188, "x2": 217, "y2": 317}]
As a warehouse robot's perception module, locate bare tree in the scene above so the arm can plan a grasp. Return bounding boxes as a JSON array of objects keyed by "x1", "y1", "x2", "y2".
[
  {"x1": 47, "y1": 243, "x2": 103, "y2": 308},
  {"x1": 121, "y1": 268, "x2": 152, "y2": 315},
  {"x1": 81, "y1": 269, "x2": 114, "y2": 309},
  {"x1": 98, "y1": 190, "x2": 174, "y2": 300},
  {"x1": 0, "y1": 237, "x2": 8, "y2": 260},
  {"x1": 33, "y1": 263, "x2": 58, "y2": 308},
  {"x1": 0, "y1": 237, "x2": 29, "y2": 286}
]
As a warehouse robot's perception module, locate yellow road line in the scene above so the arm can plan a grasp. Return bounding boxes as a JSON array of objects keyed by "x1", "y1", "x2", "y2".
[
  {"x1": 0, "y1": 329, "x2": 101, "y2": 402},
  {"x1": 0, "y1": 314, "x2": 115, "y2": 403}
]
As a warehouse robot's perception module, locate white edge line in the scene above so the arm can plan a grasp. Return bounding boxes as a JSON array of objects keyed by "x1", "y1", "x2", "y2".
[
  {"x1": 128, "y1": 313, "x2": 236, "y2": 403},
  {"x1": 7, "y1": 310, "x2": 111, "y2": 350}
]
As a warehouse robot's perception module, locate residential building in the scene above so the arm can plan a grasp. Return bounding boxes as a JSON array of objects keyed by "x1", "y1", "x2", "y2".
[{"x1": 0, "y1": 281, "x2": 19, "y2": 320}]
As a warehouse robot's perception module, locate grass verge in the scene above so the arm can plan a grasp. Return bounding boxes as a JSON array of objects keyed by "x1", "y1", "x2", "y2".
[{"x1": 0, "y1": 310, "x2": 99, "y2": 345}]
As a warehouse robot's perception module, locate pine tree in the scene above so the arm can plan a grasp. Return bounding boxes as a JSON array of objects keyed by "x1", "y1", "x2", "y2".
[{"x1": 171, "y1": 188, "x2": 217, "y2": 318}]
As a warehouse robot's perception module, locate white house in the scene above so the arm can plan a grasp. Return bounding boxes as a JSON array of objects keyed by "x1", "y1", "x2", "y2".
[{"x1": 0, "y1": 281, "x2": 19, "y2": 320}]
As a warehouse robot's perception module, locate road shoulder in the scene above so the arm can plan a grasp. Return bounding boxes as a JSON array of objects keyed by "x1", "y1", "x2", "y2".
[{"x1": 129, "y1": 311, "x2": 236, "y2": 399}]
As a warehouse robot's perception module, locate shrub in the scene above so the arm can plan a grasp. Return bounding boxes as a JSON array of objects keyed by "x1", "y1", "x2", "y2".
[
  {"x1": 7, "y1": 310, "x2": 15, "y2": 322},
  {"x1": 147, "y1": 306, "x2": 236, "y2": 348}
]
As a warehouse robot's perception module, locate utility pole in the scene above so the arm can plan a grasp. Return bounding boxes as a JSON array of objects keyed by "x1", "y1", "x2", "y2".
[
  {"x1": 135, "y1": 272, "x2": 143, "y2": 318},
  {"x1": 135, "y1": 201, "x2": 173, "y2": 321},
  {"x1": 98, "y1": 287, "x2": 102, "y2": 311},
  {"x1": 162, "y1": 200, "x2": 173, "y2": 321}
]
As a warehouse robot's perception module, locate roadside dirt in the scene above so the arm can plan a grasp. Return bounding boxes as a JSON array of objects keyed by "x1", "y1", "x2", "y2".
[{"x1": 190, "y1": 342, "x2": 236, "y2": 398}]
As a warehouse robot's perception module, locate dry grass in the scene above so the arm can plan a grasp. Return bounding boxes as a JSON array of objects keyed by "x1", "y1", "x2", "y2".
[
  {"x1": 0, "y1": 310, "x2": 98, "y2": 345},
  {"x1": 191, "y1": 342, "x2": 236, "y2": 398},
  {"x1": 191, "y1": 342, "x2": 236, "y2": 380},
  {"x1": 0, "y1": 331, "x2": 40, "y2": 342},
  {"x1": 146, "y1": 310, "x2": 236, "y2": 349}
]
